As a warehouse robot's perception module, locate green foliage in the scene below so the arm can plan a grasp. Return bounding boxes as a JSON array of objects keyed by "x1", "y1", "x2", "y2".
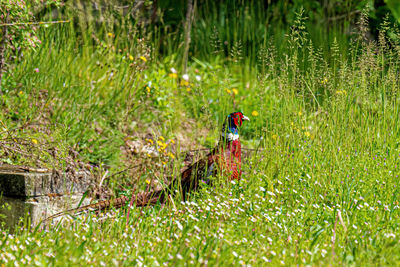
[
  {"x1": 0, "y1": 0, "x2": 63, "y2": 94},
  {"x1": 385, "y1": 0, "x2": 400, "y2": 23},
  {"x1": 2, "y1": 1, "x2": 400, "y2": 265},
  {"x1": 1, "y1": 0, "x2": 38, "y2": 51},
  {"x1": 0, "y1": 0, "x2": 64, "y2": 50}
]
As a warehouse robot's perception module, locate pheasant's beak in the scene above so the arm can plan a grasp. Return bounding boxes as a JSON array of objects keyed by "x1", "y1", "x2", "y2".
[{"x1": 242, "y1": 115, "x2": 250, "y2": 121}]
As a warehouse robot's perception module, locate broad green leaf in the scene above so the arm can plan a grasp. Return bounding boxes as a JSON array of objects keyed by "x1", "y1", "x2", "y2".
[{"x1": 385, "y1": 0, "x2": 400, "y2": 23}]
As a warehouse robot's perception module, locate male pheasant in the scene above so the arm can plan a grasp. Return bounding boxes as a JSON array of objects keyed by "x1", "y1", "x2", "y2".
[{"x1": 43, "y1": 112, "x2": 249, "y2": 222}]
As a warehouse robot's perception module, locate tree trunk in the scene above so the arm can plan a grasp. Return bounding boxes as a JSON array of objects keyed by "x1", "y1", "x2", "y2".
[{"x1": 182, "y1": 0, "x2": 196, "y2": 73}]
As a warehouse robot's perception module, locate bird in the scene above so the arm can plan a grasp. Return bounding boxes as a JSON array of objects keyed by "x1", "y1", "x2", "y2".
[
  {"x1": 215, "y1": 110, "x2": 250, "y2": 181},
  {"x1": 42, "y1": 111, "x2": 249, "y2": 222}
]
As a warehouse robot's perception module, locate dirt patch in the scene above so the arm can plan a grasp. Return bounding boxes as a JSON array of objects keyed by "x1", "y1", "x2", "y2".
[{"x1": 116, "y1": 117, "x2": 212, "y2": 192}]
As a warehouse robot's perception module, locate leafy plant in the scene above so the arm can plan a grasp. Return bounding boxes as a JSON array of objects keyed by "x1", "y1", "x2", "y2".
[{"x1": 0, "y1": 0, "x2": 62, "y2": 92}]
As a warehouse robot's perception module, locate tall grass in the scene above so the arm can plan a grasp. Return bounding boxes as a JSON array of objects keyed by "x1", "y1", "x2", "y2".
[{"x1": 1, "y1": 4, "x2": 400, "y2": 265}]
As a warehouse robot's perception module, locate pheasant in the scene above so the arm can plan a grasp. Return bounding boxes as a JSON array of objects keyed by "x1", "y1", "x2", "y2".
[{"x1": 43, "y1": 111, "x2": 249, "y2": 222}]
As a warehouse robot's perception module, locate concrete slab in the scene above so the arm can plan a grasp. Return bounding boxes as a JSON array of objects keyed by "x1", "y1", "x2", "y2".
[
  {"x1": 0, "y1": 194, "x2": 91, "y2": 231},
  {"x1": 0, "y1": 168, "x2": 93, "y2": 231}
]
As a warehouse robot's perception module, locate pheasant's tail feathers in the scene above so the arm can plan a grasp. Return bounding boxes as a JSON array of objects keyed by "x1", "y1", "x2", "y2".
[
  {"x1": 135, "y1": 190, "x2": 164, "y2": 206},
  {"x1": 41, "y1": 196, "x2": 130, "y2": 223}
]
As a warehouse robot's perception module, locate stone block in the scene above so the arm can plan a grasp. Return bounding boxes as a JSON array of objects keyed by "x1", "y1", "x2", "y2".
[
  {"x1": 0, "y1": 171, "x2": 91, "y2": 197},
  {"x1": 0, "y1": 194, "x2": 92, "y2": 231},
  {"x1": 0, "y1": 168, "x2": 93, "y2": 231}
]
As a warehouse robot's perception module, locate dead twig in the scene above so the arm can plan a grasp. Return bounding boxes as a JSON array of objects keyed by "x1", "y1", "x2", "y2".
[
  {"x1": 0, "y1": 20, "x2": 70, "y2": 27},
  {"x1": 0, "y1": 164, "x2": 49, "y2": 173},
  {"x1": 98, "y1": 170, "x2": 109, "y2": 189}
]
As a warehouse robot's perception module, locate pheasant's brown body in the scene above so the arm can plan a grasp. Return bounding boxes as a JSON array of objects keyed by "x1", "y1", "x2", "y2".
[{"x1": 43, "y1": 112, "x2": 248, "y2": 223}]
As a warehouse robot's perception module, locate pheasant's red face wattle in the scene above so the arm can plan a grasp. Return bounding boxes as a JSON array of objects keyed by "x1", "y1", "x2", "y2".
[{"x1": 231, "y1": 111, "x2": 250, "y2": 127}]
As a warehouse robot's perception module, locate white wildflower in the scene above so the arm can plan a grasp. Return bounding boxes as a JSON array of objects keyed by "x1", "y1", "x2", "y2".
[
  {"x1": 267, "y1": 191, "x2": 275, "y2": 197},
  {"x1": 176, "y1": 221, "x2": 183, "y2": 230},
  {"x1": 262, "y1": 256, "x2": 270, "y2": 262}
]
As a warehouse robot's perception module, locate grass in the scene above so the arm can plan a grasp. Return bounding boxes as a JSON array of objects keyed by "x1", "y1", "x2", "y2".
[
  {"x1": 1, "y1": 6, "x2": 400, "y2": 266},
  {"x1": 2, "y1": 144, "x2": 400, "y2": 265}
]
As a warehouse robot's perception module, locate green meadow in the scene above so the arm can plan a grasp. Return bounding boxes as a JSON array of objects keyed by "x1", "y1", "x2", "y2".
[{"x1": 2, "y1": 1, "x2": 400, "y2": 265}]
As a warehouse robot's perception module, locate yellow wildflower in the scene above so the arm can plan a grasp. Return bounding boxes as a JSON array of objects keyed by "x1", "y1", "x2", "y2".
[
  {"x1": 107, "y1": 32, "x2": 113, "y2": 37},
  {"x1": 180, "y1": 80, "x2": 189, "y2": 86},
  {"x1": 146, "y1": 86, "x2": 151, "y2": 93},
  {"x1": 31, "y1": 139, "x2": 38, "y2": 144},
  {"x1": 157, "y1": 140, "x2": 167, "y2": 150},
  {"x1": 168, "y1": 73, "x2": 178, "y2": 78},
  {"x1": 139, "y1": 56, "x2": 147, "y2": 62},
  {"x1": 170, "y1": 139, "x2": 175, "y2": 144},
  {"x1": 251, "y1": 111, "x2": 259, "y2": 117},
  {"x1": 159, "y1": 136, "x2": 165, "y2": 141},
  {"x1": 146, "y1": 138, "x2": 153, "y2": 145},
  {"x1": 298, "y1": 111, "x2": 302, "y2": 116},
  {"x1": 232, "y1": 88, "x2": 239, "y2": 95},
  {"x1": 186, "y1": 87, "x2": 191, "y2": 92},
  {"x1": 272, "y1": 134, "x2": 278, "y2": 140},
  {"x1": 336, "y1": 90, "x2": 347, "y2": 96},
  {"x1": 162, "y1": 161, "x2": 167, "y2": 166},
  {"x1": 145, "y1": 179, "x2": 151, "y2": 185},
  {"x1": 18, "y1": 91, "x2": 23, "y2": 96},
  {"x1": 129, "y1": 55, "x2": 134, "y2": 61},
  {"x1": 168, "y1": 152, "x2": 175, "y2": 159},
  {"x1": 304, "y1": 131, "x2": 311, "y2": 137}
]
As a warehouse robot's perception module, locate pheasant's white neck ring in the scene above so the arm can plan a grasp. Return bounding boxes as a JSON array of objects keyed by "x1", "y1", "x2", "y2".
[{"x1": 222, "y1": 132, "x2": 240, "y2": 141}]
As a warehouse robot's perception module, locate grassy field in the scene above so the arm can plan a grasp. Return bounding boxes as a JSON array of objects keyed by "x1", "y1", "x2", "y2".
[{"x1": 1, "y1": 7, "x2": 400, "y2": 266}]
